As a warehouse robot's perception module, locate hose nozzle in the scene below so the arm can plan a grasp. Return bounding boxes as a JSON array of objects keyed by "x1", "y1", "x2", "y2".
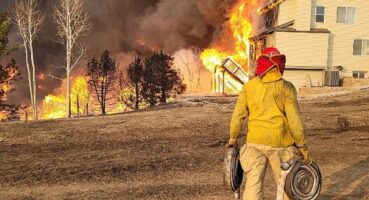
[{"x1": 281, "y1": 157, "x2": 300, "y2": 171}]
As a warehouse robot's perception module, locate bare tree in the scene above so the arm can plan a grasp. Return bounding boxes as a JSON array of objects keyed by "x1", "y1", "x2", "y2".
[
  {"x1": 191, "y1": 47, "x2": 203, "y2": 92},
  {"x1": 116, "y1": 71, "x2": 137, "y2": 111},
  {"x1": 180, "y1": 48, "x2": 193, "y2": 91},
  {"x1": 174, "y1": 47, "x2": 202, "y2": 92},
  {"x1": 53, "y1": 0, "x2": 90, "y2": 118},
  {"x1": 12, "y1": 0, "x2": 44, "y2": 120}
]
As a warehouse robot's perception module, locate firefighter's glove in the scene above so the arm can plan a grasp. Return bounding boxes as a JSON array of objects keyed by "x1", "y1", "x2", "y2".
[
  {"x1": 226, "y1": 139, "x2": 237, "y2": 148},
  {"x1": 298, "y1": 145, "x2": 313, "y2": 165}
]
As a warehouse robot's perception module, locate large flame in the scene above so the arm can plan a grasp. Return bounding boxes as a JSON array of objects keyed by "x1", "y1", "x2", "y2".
[
  {"x1": 0, "y1": 64, "x2": 19, "y2": 121},
  {"x1": 42, "y1": 76, "x2": 91, "y2": 119},
  {"x1": 200, "y1": 0, "x2": 258, "y2": 93},
  {"x1": 0, "y1": 111, "x2": 6, "y2": 121}
]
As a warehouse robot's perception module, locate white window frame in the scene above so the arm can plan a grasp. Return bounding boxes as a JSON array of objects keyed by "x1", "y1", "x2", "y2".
[
  {"x1": 353, "y1": 39, "x2": 369, "y2": 56},
  {"x1": 315, "y1": 6, "x2": 325, "y2": 23},
  {"x1": 337, "y1": 6, "x2": 356, "y2": 24},
  {"x1": 353, "y1": 71, "x2": 367, "y2": 79}
]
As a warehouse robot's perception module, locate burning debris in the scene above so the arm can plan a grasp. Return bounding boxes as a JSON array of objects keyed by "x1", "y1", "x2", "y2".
[
  {"x1": 208, "y1": 58, "x2": 249, "y2": 94},
  {"x1": 257, "y1": 0, "x2": 286, "y2": 15}
]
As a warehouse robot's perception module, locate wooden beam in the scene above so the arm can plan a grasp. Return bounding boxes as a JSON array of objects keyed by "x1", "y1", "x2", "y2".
[{"x1": 257, "y1": 0, "x2": 286, "y2": 15}]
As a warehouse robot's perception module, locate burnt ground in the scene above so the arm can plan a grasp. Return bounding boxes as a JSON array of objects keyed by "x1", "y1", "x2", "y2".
[{"x1": 0, "y1": 90, "x2": 368, "y2": 200}]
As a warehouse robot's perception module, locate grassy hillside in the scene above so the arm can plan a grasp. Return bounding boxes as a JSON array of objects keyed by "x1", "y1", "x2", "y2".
[{"x1": 0, "y1": 90, "x2": 369, "y2": 199}]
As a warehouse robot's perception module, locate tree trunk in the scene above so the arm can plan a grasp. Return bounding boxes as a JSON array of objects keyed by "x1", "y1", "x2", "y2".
[
  {"x1": 101, "y1": 75, "x2": 105, "y2": 115},
  {"x1": 29, "y1": 40, "x2": 38, "y2": 120},
  {"x1": 85, "y1": 102, "x2": 89, "y2": 116},
  {"x1": 150, "y1": 88, "x2": 156, "y2": 107},
  {"x1": 76, "y1": 94, "x2": 80, "y2": 117},
  {"x1": 101, "y1": 102, "x2": 106, "y2": 115},
  {"x1": 67, "y1": 71, "x2": 71, "y2": 118},
  {"x1": 66, "y1": 5, "x2": 72, "y2": 118},
  {"x1": 160, "y1": 87, "x2": 166, "y2": 103},
  {"x1": 135, "y1": 82, "x2": 139, "y2": 110},
  {"x1": 22, "y1": 41, "x2": 35, "y2": 120},
  {"x1": 66, "y1": 45, "x2": 71, "y2": 118}
]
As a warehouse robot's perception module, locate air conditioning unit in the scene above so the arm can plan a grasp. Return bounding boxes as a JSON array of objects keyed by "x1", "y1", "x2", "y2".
[{"x1": 324, "y1": 70, "x2": 340, "y2": 86}]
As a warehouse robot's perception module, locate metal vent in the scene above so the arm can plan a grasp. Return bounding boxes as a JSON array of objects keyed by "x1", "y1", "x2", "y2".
[{"x1": 324, "y1": 70, "x2": 340, "y2": 86}]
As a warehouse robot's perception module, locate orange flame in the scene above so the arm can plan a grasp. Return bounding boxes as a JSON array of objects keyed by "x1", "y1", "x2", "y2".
[
  {"x1": 41, "y1": 76, "x2": 91, "y2": 119},
  {"x1": 200, "y1": 49, "x2": 227, "y2": 73},
  {"x1": 0, "y1": 111, "x2": 6, "y2": 121},
  {"x1": 37, "y1": 73, "x2": 46, "y2": 80},
  {"x1": 137, "y1": 38, "x2": 145, "y2": 46},
  {"x1": 200, "y1": 0, "x2": 258, "y2": 93},
  {"x1": 1, "y1": 84, "x2": 9, "y2": 93}
]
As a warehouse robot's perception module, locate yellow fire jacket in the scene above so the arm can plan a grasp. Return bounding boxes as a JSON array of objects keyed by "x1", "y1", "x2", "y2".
[{"x1": 230, "y1": 68, "x2": 306, "y2": 147}]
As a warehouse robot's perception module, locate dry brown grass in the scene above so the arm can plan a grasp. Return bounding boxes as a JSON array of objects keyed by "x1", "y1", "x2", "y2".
[{"x1": 0, "y1": 90, "x2": 368, "y2": 199}]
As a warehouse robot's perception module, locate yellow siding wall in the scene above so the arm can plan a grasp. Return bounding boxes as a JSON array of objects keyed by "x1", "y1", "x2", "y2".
[
  {"x1": 266, "y1": 33, "x2": 276, "y2": 47},
  {"x1": 263, "y1": 0, "x2": 369, "y2": 87},
  {"x1": 277, "y1": 0, "x2": 296, "y2": 26},
  {"x1": 283, "y1": 70, "x2": 324, "y2": 89},
  {"x1": 311, "y1": 0, "x2": 369, "y2": 76},
  {"x1": 295, "y1": 0, "x2": 312, "y2": 30},
  {"x1": 275, "y1": 32, "x2": 329, "y2": 69}
]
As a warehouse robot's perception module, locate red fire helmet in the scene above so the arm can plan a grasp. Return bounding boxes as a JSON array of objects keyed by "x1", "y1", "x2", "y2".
[{"x1": 256, "y1": 47, "x2": 286, "y2": 77}]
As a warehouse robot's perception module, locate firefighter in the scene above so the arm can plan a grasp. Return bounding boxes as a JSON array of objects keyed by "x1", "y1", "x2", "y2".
[{"x1": 227, "y1": 47, "x2": 312, "y2": 200}]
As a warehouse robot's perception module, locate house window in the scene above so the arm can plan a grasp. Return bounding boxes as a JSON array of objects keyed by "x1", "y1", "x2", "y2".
[
  {"x1": 353, "y1": 39, "x2": 369, "y2": 56},
  {"x1": 337, "y1": 7, "x2": 356, "y2": 24},
  {"x1": 353, "y1": 71, "x2": 367, "y2": 79},
  {"x1": 315, "y1": 6, "x2": 325, "y2": 23}
]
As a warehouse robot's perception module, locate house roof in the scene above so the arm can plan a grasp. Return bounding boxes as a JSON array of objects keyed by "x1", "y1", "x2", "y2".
[
  {"x1": 250, "y1": 20, "x2": 294, "y2": 41},
  {"x1": 250, "y1": 21, "x2": 330, "y2": 41},
  {"x1": 276, "y1": 28, "x2": 331, "y2": 33}
]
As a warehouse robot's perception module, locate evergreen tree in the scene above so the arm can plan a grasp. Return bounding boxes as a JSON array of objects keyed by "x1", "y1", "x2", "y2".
[
  {"x1": 155, "y1": 51, "x2": 186, "y2": 102},
  {"x1": 0, "y1": 12, "x2": 11, "y2": 57},
  {"x1": 142, "y1": 51, "x2": 186, "y2": 106},
  {"x1": 127, "y1": 56, "x2": 144, "y2": 109},
  {"x1": 87, "y1": 50, "x2": 117, "y2": 115},
  {"x1": 142, "y1": 55, "x2": 160, "y2": 107},
  {"x1": 0, "y1": 12, "x2": 21, "y2": 121}
]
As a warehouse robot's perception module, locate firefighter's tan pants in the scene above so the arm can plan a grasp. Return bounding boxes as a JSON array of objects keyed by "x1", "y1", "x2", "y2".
[{"x1": 239, "y1": 143, "x2": 298, "y2": 200}]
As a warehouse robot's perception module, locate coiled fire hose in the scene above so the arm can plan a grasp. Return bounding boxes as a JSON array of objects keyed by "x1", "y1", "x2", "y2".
[
  {"x1": 280, "y1": 157, "x2": 322, "y2": 200},
  {"x1": 223, "y1": 147, "x2": 243, "y2": 199},
  {"x1": 224, "y1": 147, "x2": 322, "y2": 200}
]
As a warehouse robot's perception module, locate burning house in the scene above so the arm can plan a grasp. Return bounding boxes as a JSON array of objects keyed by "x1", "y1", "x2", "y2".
[
  {"x1": 201, "y1": 0, "x2": 369, "y2": 94},
  {"x1": 200, "y1": 0, "x2": 262, "y2": 94},
  {"x1": 251, "y1": 0, "x2": 369, "y2": 90}
]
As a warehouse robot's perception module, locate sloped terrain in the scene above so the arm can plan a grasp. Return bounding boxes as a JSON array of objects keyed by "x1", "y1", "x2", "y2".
[{"x1": 0, "y1": 90, "x2": 368, "y2": 200}]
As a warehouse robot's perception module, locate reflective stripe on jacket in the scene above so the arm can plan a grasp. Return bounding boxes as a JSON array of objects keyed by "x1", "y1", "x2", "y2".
[{"x1": 230, "y1": 68, "x2": 306, "y2": 148}]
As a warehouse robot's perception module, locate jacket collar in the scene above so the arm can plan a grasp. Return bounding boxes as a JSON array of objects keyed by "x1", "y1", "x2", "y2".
[{"x1": 261, "y1": 67, "x2": 282, "y2": 83}]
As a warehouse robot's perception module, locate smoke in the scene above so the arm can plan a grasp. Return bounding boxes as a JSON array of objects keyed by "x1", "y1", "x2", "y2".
[
  {"x1": 0, "y1": 0, "x2": 231, "y2": 105},
  {"x1": 0, "y1": 0, "x2": 270, "y2": 104},
  {"x1": 136, "y1": 0, "x2": 230, "y2": 53},
  {"x1": 251, "y1": 0, "x2": 270, "y2": 36}
]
